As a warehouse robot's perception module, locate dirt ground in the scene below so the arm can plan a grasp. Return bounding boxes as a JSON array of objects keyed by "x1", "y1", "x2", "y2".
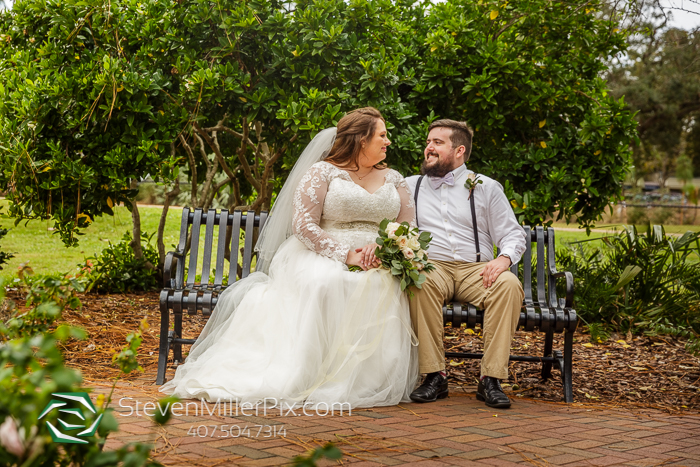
[{"x1": 8, "y1": 289, "x2": 698, "y2": 413}]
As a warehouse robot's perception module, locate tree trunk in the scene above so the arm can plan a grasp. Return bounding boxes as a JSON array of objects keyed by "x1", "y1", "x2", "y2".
[
  {"x1": 157, "y1": 179, "x2": 181, "y2": 270},
  {"x1": 130, "y1": 179, "x2": 156, "y2": 272}
]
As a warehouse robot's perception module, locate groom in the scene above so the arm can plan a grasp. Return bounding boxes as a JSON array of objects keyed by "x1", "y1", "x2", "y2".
[{"x1": 406, "y1": 119, "x2": 527, "y2": 408}]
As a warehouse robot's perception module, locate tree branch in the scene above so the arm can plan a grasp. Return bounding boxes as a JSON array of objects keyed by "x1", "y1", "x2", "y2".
[
  {"x1": 178, "y1": 133, "x2": 199, "y2": 206},
  {"x1": 192, "y1": 121, "x2": 241, "y2": 184},
  {"x1": 157, "y1": 177, "x2": 181, "y2": 267},
  {"x1": 234, "y1": 116, "x2": 262, "y2": 192},
  {"x1": 193, "y1": 131, "x2": 212, "y2": 170}
]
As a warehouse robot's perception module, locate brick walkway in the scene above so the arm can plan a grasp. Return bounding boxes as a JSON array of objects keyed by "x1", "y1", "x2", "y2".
[{"x1": 94, "y1": 376, "x2": 700, "y2": 467}]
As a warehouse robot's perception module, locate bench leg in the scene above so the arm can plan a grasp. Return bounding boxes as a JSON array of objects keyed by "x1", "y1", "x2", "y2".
[
  {"x1": 173, "y1": 312, "x2": 183, "y2": 363},
  {"x1": 562, "y1": 330, "x2": 574, "y2": 403},
  {"x1": 156, "y1": 296, "x2": 171, "y2": 385},
  {"x1": 541, "y1": 329, "x2": 554, "y2": 380}
]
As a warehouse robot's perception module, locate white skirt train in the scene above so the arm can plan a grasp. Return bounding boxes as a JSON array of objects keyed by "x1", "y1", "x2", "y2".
[{"x1": 159, "y1": 236, "x2": 419, "y2": 409}]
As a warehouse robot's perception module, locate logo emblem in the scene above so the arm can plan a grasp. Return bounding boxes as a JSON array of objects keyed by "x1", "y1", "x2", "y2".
[{"x1": 38, "y1": 393, "x2": 103, "y2": 444}]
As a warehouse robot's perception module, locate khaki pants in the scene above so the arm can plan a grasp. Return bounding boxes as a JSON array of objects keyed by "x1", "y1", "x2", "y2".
[{"x1": 409, "y1": 260, "x2": 524, "y2": 380}]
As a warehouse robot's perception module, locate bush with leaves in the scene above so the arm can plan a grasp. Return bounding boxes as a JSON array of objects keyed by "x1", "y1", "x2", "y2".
[
  {"x1": 0, "y1": 0, "x2": 637, "y2": 269},
  {"x1": 558, "y1": 225, "x2": 700, "y2": 355},
  {"x1": 0, "y1": 208, "x2": 14, "y2": 269},
  {"x1": 291, "y1": 442, "x2": 342, "y2": 467},
  {"x1": 0, "y1": 270, "x2": 165, "y2": 466},
  {"x1": 79, "y1": 231, "x2": 159, "y2": 293},
  {"x1": 2, "y1": 264, "x2": 84, "y2": 340}
]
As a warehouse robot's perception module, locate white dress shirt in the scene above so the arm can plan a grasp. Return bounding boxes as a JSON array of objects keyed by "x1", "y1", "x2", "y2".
[{"x1": 406, "y1": 164, "x2": 527, "y2": 265}]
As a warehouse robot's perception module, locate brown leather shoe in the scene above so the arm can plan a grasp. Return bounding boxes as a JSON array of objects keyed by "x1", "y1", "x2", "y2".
[{"x1": 409, "y1": 372, "x2": 448, "y2": 403}]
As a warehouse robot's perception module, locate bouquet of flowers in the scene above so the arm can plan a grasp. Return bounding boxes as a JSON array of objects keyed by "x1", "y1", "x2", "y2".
[{"x1": 375, "y1": 219, "x2": 435, "y2": 293}]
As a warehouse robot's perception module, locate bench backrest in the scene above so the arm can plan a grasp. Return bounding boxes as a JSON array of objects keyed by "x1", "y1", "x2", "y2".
[
  {"x1": 173, "y1": 208, "x2": 268, "y2": 289},
  {"x1": 172, "y1": 209, "x2": 562, "y2": 310},
  {"x1": 519, "y1": 226, "x2": 561, "y2": 310}
]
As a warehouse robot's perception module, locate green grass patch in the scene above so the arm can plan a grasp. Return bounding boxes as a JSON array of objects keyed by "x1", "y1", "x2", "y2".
[
  {"x1": 0, "y1": 202, "x2": 183, "y2": 284},
  {"x1": 550, "y1": 222, "x2": 700, "y2": 234},
  {"x1": 1, "y1": 204, "x2": 697, "y2": 285}
]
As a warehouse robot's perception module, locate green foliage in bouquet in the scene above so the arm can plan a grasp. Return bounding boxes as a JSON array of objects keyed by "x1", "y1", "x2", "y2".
[{"x1": 376, "y1": 219, "x2": 435, "y2": 293}]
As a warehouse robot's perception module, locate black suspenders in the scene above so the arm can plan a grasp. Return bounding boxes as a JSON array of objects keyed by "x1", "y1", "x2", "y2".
[
  {"x1": 414, "y1": 175, "x2": 425, "y2": 226},
  {"x1": 413, "y1": 175, "x2": 482, "y2": 262}
]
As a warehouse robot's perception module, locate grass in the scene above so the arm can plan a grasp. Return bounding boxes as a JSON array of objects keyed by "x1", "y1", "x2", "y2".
[
  {"x1": 0, "y1": 202, "x2": 698, "y2": 283},
  {"x1": 551, "y1": 222, "x2": 700, "y2": 234},
  {"x1": 0, "y1": 202, "x2": 183, "y2": 284}
]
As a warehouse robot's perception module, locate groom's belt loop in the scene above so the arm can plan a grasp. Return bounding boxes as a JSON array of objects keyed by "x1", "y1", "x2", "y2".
[{"x1": 414, "y1": 174, "x2": 482, "y2": 262}]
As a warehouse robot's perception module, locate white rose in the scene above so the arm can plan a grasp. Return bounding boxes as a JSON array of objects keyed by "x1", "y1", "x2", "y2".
[
  {"x1": 397, "y1": 236, "x2": 408, "y2": 248},
  {"x1": 385, "y1": 222, "x2": 401, "y2": 239},
  {"x1": 407, "y1": 237, "x2": 421, "y2": 250},
  {"x1": 414, "y1": 261, "x2": 424, "y2": 271},
  {"x1": 416, "y1": 249, "x2": 426, "y2": 259},
  {"x1": 0, "y1": 417, "x2": 25, "y2": 458},
  {"x1": 402, "y1": 248, "x2": 415, "y2": 260}
]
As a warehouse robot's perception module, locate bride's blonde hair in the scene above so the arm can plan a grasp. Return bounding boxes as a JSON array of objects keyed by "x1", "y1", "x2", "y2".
[{"x1": 324, "y1": 107, "x2": 387, "y2": 171}]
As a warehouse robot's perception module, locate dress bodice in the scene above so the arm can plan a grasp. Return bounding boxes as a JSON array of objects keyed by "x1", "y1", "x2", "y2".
[{"x1": 292, "y1": 161, "x2": 416, "y2": 263}]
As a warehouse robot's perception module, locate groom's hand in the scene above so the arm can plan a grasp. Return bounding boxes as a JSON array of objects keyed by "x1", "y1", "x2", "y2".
[{"x1": 480, "y1": 256, "x2": 512, "y2": 288}]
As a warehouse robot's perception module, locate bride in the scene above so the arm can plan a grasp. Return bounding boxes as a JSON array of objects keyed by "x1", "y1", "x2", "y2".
[{"x1": 160, "y1": 107, "x2": 419, "y2": 409}]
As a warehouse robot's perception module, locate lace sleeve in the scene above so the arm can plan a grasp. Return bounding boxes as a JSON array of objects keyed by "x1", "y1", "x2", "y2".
[
  {"x1": 387, "y1": 170, "x2": 416, "y2": 227},
  {"x1": 292, "y1": 163, "x2": 351, "y2": 263}
]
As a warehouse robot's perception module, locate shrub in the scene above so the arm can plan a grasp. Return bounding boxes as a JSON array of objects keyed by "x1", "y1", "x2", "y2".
[
  {"x1": 558, "y1": 225, "x2": 700, "y2": 355},
  {"x1": 2, "y1": 264, "x2": 85, "y2": 340},
  {"x1": 651, "y1": 207, "x2": 675, "y2": 225},
  {"x1": 0, "y1": 207, "x2": 14, "y2": 269},
  {"x1": 80, "y1": 231, "x2": 159, "y2": 293},
  {"x1": 0, "y1": 272, "x2": 163, "y2": 466},
  {"x1": 626, "y1": 207, "x2": 649, "y2": 225}
]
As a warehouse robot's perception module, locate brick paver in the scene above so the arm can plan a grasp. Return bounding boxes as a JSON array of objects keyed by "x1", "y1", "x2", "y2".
[{"x1": 97, "y1": 375, "x2": 700, "y2": 466}]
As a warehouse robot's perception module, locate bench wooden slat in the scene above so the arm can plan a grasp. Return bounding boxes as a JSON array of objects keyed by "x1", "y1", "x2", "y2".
[
  {"x1": 228, "y1": 211, "x2": 242, "y2": 284},
  {"x1": 547, "y1": 227, "x2": 559, "y2": 309},
  {"x1": 241, "y1": 213, "x2": 256, "y2": 279},
  {"x1": 186, "y1": 208, "x2": 203, "y2": 287},
  {"x1": 175, "y1": 208, "x2": 190, "y2": 288},
  {"x1": 535, "y1": 226, "x2": 547, "y2": 309},
  {"x1": 522, "y1": 226, "x2": 533, "y2": 306},
  {"x1": 259, "y1": 211, "x2": 269, "y2": 233},
  {"x1": 200, "y1": 209, "x2": 217, "y2": 286},
  {"x1": 214, "y1": 210, "x2": 229, "y2": 287}
]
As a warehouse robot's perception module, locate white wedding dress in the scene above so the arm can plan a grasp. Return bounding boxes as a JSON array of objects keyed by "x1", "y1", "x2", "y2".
[{"x1": 160, "y1": 161, "x2": 419, "y2": 409}]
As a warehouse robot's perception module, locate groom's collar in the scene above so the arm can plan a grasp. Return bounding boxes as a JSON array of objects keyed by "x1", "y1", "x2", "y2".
[{"x1": 452, "y1": 164, "x2": 468, "y2": 178}]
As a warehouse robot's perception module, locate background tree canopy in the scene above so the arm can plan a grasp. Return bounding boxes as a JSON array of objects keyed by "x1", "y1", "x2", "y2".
[
  {"x1": 0, "y1": 0, "x2": 637, "y2": 264},
  {"x1": 607, "y1": 18, "x2": 700, "y2": 185}
]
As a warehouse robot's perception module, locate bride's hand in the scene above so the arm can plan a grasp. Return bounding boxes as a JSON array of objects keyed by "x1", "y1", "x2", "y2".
[
  {"x1": 356, "y1": 243, "x2": 381, "y2": 269},
  {"x1": 346, "y1": 250, "x2": 369, "y2": 271}
]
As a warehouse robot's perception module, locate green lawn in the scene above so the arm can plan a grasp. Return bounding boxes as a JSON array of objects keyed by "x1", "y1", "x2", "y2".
[
  {"x1": 0, "y1": 203, "x2": 184, "y2": 284},
  {"x1": 1, "y1": 203, "x2": 698, "y2": 283}
]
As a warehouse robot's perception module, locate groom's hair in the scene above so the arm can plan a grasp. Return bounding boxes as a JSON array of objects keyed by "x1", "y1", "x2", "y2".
[{"x1": 428, "y1": 119, "x2": 474, "y2": 160}]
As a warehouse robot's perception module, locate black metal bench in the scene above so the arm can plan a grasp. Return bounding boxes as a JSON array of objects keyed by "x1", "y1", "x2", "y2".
[
  {"x1": 157, "y1": 209, "x2": 577, "y2": 403},
  {"x1": 156, "y1": 208, "x2": 268, "y2": 385},
  {"x1": 443, "y1": 226, "x2": 577, "y2": 403}
]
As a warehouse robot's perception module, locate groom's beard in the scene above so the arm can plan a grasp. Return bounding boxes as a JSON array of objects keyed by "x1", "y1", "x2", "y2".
[{"x1": 421, "y1": 152, "x2": 453, "y2": 178}]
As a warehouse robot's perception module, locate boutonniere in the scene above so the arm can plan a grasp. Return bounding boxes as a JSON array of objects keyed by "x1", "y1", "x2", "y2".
[{"x1": 464, "y1": 173, "x2": 482, "y2": 199}]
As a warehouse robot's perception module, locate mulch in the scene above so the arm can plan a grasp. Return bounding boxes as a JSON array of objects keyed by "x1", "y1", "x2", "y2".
[{"x1": 6, "y1": 289, "x2": 699, "y2": 413}]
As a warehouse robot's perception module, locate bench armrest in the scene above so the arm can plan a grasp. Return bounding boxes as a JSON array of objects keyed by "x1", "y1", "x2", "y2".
[
  {"x1": 163, "y1": 250, "x2": 185, "y2": 288},
  {"x1": 550, "y1": 270, "x2": 574, "y2": 309}
]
